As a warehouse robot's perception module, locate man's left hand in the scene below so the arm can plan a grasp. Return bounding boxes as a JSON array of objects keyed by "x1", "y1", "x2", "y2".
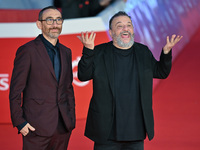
[{"x1": 163, "y1": 34, "x2": 183, "y2": 54}]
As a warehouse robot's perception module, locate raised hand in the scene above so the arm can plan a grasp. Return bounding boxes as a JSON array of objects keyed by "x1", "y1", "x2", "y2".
[
  {"x1": 77, "y1": 31, "x2": 96, "y2": 50},
  {"x1": 163, "y1": 34, "x2": 183, "y2": 54}
]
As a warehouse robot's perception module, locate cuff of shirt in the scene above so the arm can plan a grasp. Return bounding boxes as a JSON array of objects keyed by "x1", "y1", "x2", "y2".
[{"x1": 17, "y1": 121, "x2": 28, "y2": 133}]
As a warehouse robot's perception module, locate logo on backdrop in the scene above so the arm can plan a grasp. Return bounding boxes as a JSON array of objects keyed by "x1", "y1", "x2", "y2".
[
  {"x1": 0, "y1": 74, "x2": 9, "y2": 91},
  {"x1": 72, "y1": 57, "x2": 89, "y2": 87}
]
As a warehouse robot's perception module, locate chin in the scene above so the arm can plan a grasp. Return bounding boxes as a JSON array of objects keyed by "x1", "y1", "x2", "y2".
[
  {"x1": 121, "y1": 37, "x2": 130, "y2": 41},
  {"x1": 50, "y1": 33, "x2": 60, "y2": 39}
]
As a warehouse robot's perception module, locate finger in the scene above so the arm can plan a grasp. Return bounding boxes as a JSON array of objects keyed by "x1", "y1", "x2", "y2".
[
  {"x1": 23, "y1": 130, "x2": 29, "y2": 136},
  {"x1": 89, "y1": 31, "x2": 96, "y2": 41},
  {"x1": 92, "y1": 33, "x2": 96, "y2": 41},
  {"x1": 174, "y1": 35, "x2": 183, "y2": 44},
  {"x1": 80, "y1": 32, "x2": 85, "y2": 42},
  {"x1": 179, "y1": 35, "x2": 183, "y2": 41},
  {"x1": 170, "y1": 34, "x2": 176, "y2": 43},
  {"x1": 174, "y1": 35, "x2": 180, "y2": 43},
  {"x1": 88, "y1": 31, "x2": 94, "y2": 40},
  {"x1": 20, "y1": 130, "x2": 26, "y2": 135},
  {"x1": 177, "y1": 35, "x2": 183, "y2": 41},
  {"x1": 28, "y1": 124, "x2": 35, "y2": 131},
  {"x1": 85, "y1": 31, "x2": 89, "y2": 40},
  {"x1": 77, "y1": 36, "x2": 82, "y2": 42},
  {"x1": 166, "y1": 36, "x2": 169, "y2": 43},
  {"x1": 20, "y1": 129, "x2": 29, "y2": 136},
  {"x1": 20, "y1": 126, "x2": 28, "y2": 134}
]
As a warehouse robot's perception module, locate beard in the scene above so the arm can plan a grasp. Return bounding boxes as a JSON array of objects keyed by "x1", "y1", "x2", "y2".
[
  {"x1": 48, "y1": 27, "x2": 62, "y2": 39},
  {"x1": 113, "y1": 31, "x2": 134, "y2": 48}
]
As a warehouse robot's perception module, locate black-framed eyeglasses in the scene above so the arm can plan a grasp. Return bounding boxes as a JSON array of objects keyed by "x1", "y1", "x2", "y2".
[{"x1": 39, "y1": 18, "x2": 63, "y2": 25}]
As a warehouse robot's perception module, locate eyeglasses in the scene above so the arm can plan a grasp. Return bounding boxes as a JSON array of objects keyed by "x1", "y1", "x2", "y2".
[{"x1": 39, "y1": 18, "x2": 63, "y2": 25}]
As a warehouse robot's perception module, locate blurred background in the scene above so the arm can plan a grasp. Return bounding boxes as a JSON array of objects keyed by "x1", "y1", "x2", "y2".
[{"x1": 0, "y1": 0, "x2": 200, "y2": 149}]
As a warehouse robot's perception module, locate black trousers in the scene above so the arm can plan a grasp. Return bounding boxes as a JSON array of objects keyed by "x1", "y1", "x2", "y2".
[{"x1": 94, "y1": 140, "x2": 144, "y2": 150}]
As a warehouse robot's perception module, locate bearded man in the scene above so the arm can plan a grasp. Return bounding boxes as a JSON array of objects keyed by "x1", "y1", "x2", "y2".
[
  {"x1": 77, "y1": 11, "x2": 182, "y2": 150},
  {"x1": 9, "y1": 6, "x2": 75, "y2": 150}
]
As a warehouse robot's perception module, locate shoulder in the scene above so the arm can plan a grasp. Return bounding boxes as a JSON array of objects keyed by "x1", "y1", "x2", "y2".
[
  {"x1": 18, "y1": 36, "x2": 42, "y2": 49},
  {"x1": 134, "y1": 42, "x2": 148, "y2": 50},
  {"x1": 134, "y1": 42, "x2": 152, "y2": 55},
  {"x1": 16, "y1": 38, "x2": 38, "y2": 55},
  {"x1": 94, "y1": 41, "x2": 112, "y2": 53},
  {"x1": 95, "y1": 41, "x2": 112, "y2": 49}
]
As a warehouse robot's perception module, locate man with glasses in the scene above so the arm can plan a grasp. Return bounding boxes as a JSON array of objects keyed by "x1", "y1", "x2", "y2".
[{"x1": 9, "y1": 6, "x2": 75, "y2": 150}]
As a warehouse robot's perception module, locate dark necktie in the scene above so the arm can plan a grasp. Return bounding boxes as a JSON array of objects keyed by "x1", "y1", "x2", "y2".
[{"x1": 53, "y1": 48, "x2": 60, "y2": 82}]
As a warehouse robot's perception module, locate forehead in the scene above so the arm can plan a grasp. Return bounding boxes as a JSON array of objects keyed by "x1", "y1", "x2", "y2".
[
  {"x1": 112, "y1": 16, "x2": 132, "y2": 25},
  {"x1": 42, "y1": 9, "x2": 61, "y2": 18}
]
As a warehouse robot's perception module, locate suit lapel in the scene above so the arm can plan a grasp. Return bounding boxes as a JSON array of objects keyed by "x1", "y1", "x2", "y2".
[
  {"x1": 59, "y1": 46, "x2": 68, "y2": 85},
  {"x1": 134, "y1": 43, "x2": 147, "y2": 108},
  {"x1": 134, "y1": 43, "x2": 145, "y2": 81},
  {"x1": 34, "y1": 36, "x2": 57, "y2": 81},
  {"x1": 134, "y1": 43, "x2": 143, "y2": 86}
]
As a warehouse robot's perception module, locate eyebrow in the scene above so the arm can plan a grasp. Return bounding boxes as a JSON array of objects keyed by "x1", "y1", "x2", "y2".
[
  {"x1": 45, "y1": 16, "x2": 62, "y2": 19},
  {"x1": 115, "y1": 21, "x2": 132, "y2": 26}
]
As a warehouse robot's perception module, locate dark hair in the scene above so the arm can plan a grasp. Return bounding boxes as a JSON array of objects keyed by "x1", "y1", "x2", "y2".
[
  {"x1": 109, "y1": 11, "x2": 132, "y2": 30},
  {"x1": 38, "y1": 6, "x2": 61, "y2": 20}
]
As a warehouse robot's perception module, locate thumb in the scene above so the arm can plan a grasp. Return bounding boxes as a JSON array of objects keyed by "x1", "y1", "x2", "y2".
[
  {"x1": 77, "y1": 36, "x2": 82, "y2": 42},
  {"x1": 27, "y1": 123, "x2": 35, "y2": 131}
]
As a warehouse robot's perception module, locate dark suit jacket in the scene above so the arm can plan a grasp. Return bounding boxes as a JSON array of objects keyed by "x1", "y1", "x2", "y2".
[
  {"x1": 78, "y1": 41, "x2": 172, "y2": 143},
  {"x1": 9, "y1": 35, "x2": 75, "y2": 136}
]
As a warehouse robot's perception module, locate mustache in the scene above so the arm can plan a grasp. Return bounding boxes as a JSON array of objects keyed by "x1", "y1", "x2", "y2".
[
  {"x1": 120, "y1": 31, "x2": 131, "y2": 35},
  {"x1": 49, "y1": 27, "x2": 61, "y2": 30},
  {"x1": 120, "y1": 31, "x2": 135, "y2": 38}
]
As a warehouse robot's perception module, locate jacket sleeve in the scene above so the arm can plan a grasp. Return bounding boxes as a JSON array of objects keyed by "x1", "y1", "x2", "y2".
[
  {"x1": 153, "y1": 49, "x2": 172, "y2": 79},
  {"x1": 78, "y1": 47, "x2": 95, "y2": 81},
  {"x1": 9, "y1": 45, "x2": 30, "y2": 127}
]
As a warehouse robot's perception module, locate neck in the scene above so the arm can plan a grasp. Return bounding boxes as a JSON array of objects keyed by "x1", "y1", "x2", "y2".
[
  {"x1": 113, "y1": 43, "x2": 132, "y2": 50},
  {"x1": 43, "y1": 34, "x2": 58, "y2": 46}
]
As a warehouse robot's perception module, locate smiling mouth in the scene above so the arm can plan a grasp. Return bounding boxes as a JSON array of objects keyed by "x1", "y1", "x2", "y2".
[
  {"x1": 50, "y1": 27, "x2": 60, "y2": 31},
  {"x1": 51, "y1": 29, "x2": 58, "y2": 31},
  {"x1": 121, "y1": 32, "x2": 130, "y2": 38}
]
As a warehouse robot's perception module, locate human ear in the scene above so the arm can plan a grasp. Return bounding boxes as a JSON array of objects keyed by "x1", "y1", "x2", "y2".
[
  {"x1": 109, "y1": 29, "x2": 112, "y2": 38},
  {"x1": 36, "y1": 20, "x2": 42, "y2": 29}
]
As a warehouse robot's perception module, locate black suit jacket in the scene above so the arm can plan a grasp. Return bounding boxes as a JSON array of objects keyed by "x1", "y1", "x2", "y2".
[
  {"x1": 9, "y1": 35, "x2": 75, "y2": 136},
  {"x1": 78, "y1": 41, "x2": 172, "y2": 143}
]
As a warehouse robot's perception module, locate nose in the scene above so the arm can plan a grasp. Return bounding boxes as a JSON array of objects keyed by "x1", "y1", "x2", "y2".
[
  {"x1": 52, "y1": 20, "x2": 57, "y2": 25},
  {"x1": 52, "y1": 20, "x2": 59, "y2": 27},
  {"x1": 123, "y1": 25, "x2": 129, "y2": 30}
]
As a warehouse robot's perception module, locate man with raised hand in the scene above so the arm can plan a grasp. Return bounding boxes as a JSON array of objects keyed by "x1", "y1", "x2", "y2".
[{"x1": 78, "y1": 11, "x2": 182, "y2": 150}]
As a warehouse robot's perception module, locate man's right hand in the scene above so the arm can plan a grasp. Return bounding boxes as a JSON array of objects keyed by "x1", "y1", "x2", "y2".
[
  {"x1": 20, "y1": 123, "x2": 35, "y2": 136},
  {"x1": 77, "y1": 31, "x2": 96, "y2": 50}
]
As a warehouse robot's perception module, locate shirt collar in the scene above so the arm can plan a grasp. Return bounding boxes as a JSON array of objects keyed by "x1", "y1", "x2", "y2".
[{"x1": 40, "y1": 34, "x2": 59, "y2": 49}]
